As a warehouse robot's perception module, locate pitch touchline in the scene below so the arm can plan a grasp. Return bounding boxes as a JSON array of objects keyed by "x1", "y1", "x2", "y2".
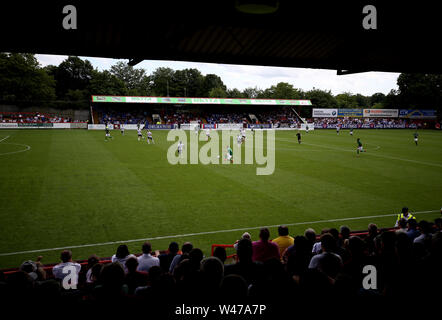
[{"x1": 0, "y1": 209, "x2": 438, "y2": 257}]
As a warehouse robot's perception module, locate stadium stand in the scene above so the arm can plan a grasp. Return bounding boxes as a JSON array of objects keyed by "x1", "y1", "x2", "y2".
[{"x1": 1, "y1": 218, "x2": 441, "y2": 311}]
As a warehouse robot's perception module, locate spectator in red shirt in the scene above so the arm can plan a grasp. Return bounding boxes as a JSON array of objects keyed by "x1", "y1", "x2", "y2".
[{"x1": 252, "y1": 228, "x2": 280, "y2": 263}]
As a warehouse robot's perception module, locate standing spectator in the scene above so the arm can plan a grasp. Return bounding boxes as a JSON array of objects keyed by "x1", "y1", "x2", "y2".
[
  {"x1": 272, "y1": 225, "x2": 294, "y2": 257},
  {"x1": 159, "y1": 242, "x2": 179, "y2": 273},
  {"x1": 111, "y1": 245, "x2": 136, "y2": 273},
  {"x1": 52, "y1": 250, "x2": 81, "y2": 284},
  {"x1": 137, "y1": 242, "x2": 160, "y2": 273},
  {"x1": 252, "y1": 228, "x2": 280, "y2": 262}
]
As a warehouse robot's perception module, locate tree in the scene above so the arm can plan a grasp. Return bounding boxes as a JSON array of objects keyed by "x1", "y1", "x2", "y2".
[
  {"x1": 354, "y1": 94, "x2": 370, "y2": 108},
  {"x1": 201, "y1": 74, "x2": 226, "y2": 97},
  {"x1": 370, "y1": 92, "x2": 386, "y2": 107},
  {"x1": 0, "y1": 53, "x2": 55, "y2": 103},
  {"x1": 49, "y1": 56, "x2": 93, "y2": 100},
  {"x1": 304, "y1": 88, "x2": 337, "y2": 108},
  {"x1": 150, "y1": 67, "x2": 175, "y2": 96},
  {"x1": 172, "y1": 68, "x2": 204, "y2": 97},
  {"x1": 242, "y1": 87, "x2": 262, "y2": 99},
  {"x1": 88, "y1": 70, "x2": 127, "y2": 96},
  {"x1": 110, "y1": 61, "x2": 149, "y2": 94},
  {"x1": 226, "y1": 88, "x2": 245, "y2": 98},
  {"x1": 258, "y1": 82, "x2": 304, "y2": 99},
  {"x1": 396, "y1": 73, "x2": 442, "y2": 109},
  {"x1": 335, "y1": 92, "x2": 358, "y2": 108},
  {"x1": 208, "y1": 87, "x2": 227, "y2": 98}
]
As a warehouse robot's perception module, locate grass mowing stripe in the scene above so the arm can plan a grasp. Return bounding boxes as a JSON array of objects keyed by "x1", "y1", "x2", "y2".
[{"x1": 0, "y1": 209, "x2": 438, "y2": 257}]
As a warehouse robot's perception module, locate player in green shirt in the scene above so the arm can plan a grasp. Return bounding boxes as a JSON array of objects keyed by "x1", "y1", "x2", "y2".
[
  {"x1": 226, "y1": 146, "x2": 233, "y2": 163},
  {"x1": 356, "y1": 138, "x2": 364, "y2": 155}
]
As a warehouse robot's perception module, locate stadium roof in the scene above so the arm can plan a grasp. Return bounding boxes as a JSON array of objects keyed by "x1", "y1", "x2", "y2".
[
  {"x1": 1, "y1": 1, "x2": 441, "y2": 74},
  {"x1": 91, "y1": 96, "x2": 312, "y2": 106}
]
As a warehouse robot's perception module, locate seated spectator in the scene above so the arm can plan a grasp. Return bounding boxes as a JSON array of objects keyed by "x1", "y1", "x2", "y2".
[
  {"x1": 137, "y1": 241, "x2": 160, "y2": 273},
  {"x1": 304, "y1": 228, "x2": 316, "y2": 252},
  {"x1": 308, "y1": 233, "x2": 343, "y2": 279},
  {"x1": 111, "y1": 245, "x2": 136, "y2": 273},
  {"x1": 312, "y1": 228, "x2": 330, "y2": 254},
  {"x1": 159, "y1": 242, "x2": 179, "y2": 273},
  {"x1": 365, "y1": 223, "x2": 378, "y2": 255},
  {"x1": 339, "y1": 225, "x2": 351, "y2": 247},
  {"x1": 406, "y1": 218, "x2": 420, "y2": 241},
  {"x1": 225, "y1": 238, "x2": 263, "y2": 286},
  {"x1": 213, "y1": 246, "x2": 227, "y2": 264},
  {"x1": 252, "y1": 228, "x2": 280, "y2": 262},
  {"x1": 285, "y1": 236, "x2": 313, "y2": 279},
  {"x1": 434, "y1": 218, "x2": 442, "y2": 232},
  {"x1": 219, "y1": 274, "x2": 248, "y2": 300},
  {"x1": 19, "y1": 257, "x2": 45, "y2": 281},
  {"x1": 92, "y1": 262, "x2": 128, "y2": 302},
  {"x1": 84, "y1": 254, "x2": 99, "y2": 284},
  {"x1": 124, "y1": 257, "x2": 148, "y2": 295},
  {"x1": 396, "y1": 218, "x2": 408, "y2": 234},
  {"x1": 272, "y1": 225, "x2": 294, "y2": 257},
  {"x1": 233, "y1": 232, "x2": 251, "y2": 250},
  {"x1": 52, "y1": 250, "x2": 81, "y2": 284},
  {"x1": 200, "y1": 257, "x2": 224, "y2": 298},
  {"x1": 169, "y1": 242, "x2": 193, "y2": 273},
  {"x1": 413, "y1": 220, "x2": 432, "y2": 247}
]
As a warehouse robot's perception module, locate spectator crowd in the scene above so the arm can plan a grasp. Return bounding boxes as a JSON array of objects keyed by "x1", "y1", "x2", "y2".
[{"x1": 1, "y1": 215, "x2": 441, "y2": 313}]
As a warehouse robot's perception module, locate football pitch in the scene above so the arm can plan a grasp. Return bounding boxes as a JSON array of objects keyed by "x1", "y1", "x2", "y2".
[{"x1": 1, "y1": 128, "x2": 441, "y2": 268}]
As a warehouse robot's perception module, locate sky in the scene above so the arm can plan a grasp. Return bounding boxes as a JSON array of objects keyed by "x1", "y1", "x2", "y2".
[{"x1": 35, "y1": 54, "x2": 399, "y2": 97}]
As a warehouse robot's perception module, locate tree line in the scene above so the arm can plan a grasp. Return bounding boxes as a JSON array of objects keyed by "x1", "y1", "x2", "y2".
[{"x1": 0, "y1": 53, "x2": 441, "y2": 111}]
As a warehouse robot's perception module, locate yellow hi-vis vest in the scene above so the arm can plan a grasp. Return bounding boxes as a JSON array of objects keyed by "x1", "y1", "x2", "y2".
[{"x1": 397, "y1": 213, "x2": 415, "y2": 222}]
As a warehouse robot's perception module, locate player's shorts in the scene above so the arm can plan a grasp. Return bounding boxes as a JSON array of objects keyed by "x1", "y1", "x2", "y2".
[
  {"x1": 138, "y1": 133, "x2": 142, "y2": 136},
  {"x1": 357, "y1": 146, "x2": 363, "y2": 151},
  {"x1": 226, "y1": 154, "x2": 232, "y2": 160},
  {"x1": 148, "y1": 136, "x2": 152, "y2": 140},
  {"x1": 414, "y1": 138, "x2": 418, "y2": 142},
  {"x1": 106, "y1": 133, "x2": 110, "y2": 137}
]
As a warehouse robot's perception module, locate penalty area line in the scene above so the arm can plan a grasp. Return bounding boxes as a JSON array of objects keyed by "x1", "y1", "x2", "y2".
[{"x1": 0, "y1": 209, "x2": 439, "y2": 257}]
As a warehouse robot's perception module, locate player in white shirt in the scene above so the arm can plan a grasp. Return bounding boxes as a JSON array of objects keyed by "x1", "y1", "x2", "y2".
[
  {"x1": 241, "y1": 129, "x2": 246, "y2": 142},
  {"x1": 237, "y1": 134, "x2": 243, "y2": 146},
  {"x1": 336, "y1": 125, "x2": 340, "y2": 135},
  {"x1": 146, "y1": 130, "x2": 154, "y2": 144},
  {"x1": 120, "y1": 125, "x2": 125, "y2": 135},
  {"x1": 194, "y1": 124, "x2": 199, "y2": 135},
  {"x1": 177, "y1": 141, "x2": 185, "y2": 157},
  {"x1": 137, "y1": 127, "x2": 143, "y2": 141},
  {"x1": 205, "y1": 128, "x2": 211, "y2": 140}
]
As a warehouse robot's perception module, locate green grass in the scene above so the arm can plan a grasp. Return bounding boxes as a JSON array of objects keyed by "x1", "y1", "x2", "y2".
[{"x1": 0, "y1": 128, "x2": 441, "y2": 268}]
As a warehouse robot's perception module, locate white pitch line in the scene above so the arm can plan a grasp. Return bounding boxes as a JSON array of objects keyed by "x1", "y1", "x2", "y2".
[
  {"x1": 276, "y1": 138, "x2": 442, "y2": 168},
  {"x1": 0, "y1": 143, "x2": 31, "y2": 156},
  {"x1": 0, "y1": 209, "x2": 438, "y2": 257},
  {"x1": 0, "y1": 135, "x2": 10, "y2": 143}
]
